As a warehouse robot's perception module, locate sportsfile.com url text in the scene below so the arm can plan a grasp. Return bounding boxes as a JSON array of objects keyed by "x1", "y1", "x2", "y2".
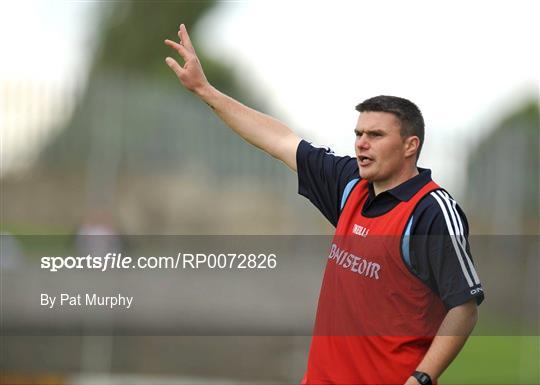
[{"x1": 41, "y1": 253, "x2": 277, "y2": 272}]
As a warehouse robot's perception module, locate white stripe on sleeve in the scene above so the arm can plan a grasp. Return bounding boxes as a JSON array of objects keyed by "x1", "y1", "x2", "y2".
[
  {"x1": 438, "y1": 191, "x2": 481, "y2": 285},
  {"x1": 431, "y1": 191, "x2": 474, "y2": 287}
]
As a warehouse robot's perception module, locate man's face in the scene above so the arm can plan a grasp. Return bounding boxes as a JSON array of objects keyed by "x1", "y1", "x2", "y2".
[{"x1": 354, "y1": 111, "x2": 413, "y2": 182}]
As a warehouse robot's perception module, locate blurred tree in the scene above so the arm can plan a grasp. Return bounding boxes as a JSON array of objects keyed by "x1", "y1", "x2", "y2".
[
  {"x1": 90, "y1": 1, "x2": 238, "y2": 94},
  {"x1": 1, "y1": 2, "x2": 306, "y2": 233},
  {"x1": 466, "y1": 98, "x2": 539, "y2": 233},
  {"x1": 39, "y1": 1, "x2": 269, "y2": 171}
]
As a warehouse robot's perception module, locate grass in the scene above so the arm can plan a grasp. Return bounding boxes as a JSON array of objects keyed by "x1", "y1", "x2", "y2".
[{"x1": 440, "y1": 336, "x2": 540, "y2": 384}]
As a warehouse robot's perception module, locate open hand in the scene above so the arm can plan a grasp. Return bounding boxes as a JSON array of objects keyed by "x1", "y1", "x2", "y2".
[{"x1": 164, "y1": 24, "x2": 209, "y2": 94}]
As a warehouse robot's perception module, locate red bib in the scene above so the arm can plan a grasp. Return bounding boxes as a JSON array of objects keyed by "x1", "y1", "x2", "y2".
[{"x1": 303, "y1": 179, "x2": 447, "y2": 384}]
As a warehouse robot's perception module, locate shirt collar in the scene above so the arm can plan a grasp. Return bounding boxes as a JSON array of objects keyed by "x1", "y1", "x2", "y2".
[{"x1": 367, "y1": 168, "x2": 432, "y2": 202}]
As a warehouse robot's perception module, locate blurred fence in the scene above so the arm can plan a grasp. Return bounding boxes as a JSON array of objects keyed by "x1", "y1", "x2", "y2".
[
  {"x1": 1, "y1": 71, "x2": 317, "y2": 234},
  {"x1": 2, "y1": 71, "x2": 296, "y2": 182}
]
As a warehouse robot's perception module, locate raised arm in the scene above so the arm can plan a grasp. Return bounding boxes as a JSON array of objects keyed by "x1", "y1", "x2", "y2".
[{"x1": 164, "y1": 24, "x2": 301, "y2": 171}]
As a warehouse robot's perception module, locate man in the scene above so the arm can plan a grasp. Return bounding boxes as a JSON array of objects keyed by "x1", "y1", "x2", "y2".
[{"x1": 165, "y1": 24, "x2": 484, "y2": 385}]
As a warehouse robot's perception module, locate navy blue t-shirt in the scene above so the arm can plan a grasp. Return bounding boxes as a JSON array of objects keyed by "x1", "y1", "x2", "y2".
[{"x1": 296, "y1": 140, "x2": 484, "y2": 309}]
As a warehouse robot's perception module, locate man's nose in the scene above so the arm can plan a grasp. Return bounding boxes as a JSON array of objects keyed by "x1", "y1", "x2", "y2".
[{"x1": 356, "y1": 136, "x2": 370, "y2": 149}]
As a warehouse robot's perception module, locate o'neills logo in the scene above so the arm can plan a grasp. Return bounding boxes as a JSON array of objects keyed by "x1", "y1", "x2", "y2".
[
  {"x1": 352, "y1": 224, "x2": 369, "y2": 237},
  {"x1": 328, "y1": 244, "x2": 381, "y2": 279}
]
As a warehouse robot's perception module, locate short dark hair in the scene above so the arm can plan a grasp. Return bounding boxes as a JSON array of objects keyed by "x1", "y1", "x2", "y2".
[{"x1": 355, "y1": 95, "x2": 425, "y2": 159}]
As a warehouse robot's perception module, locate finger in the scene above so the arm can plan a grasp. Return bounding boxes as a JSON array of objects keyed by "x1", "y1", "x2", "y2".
[
  {"x1": 178, "y1": 23, "x2": 195, "y2": 52},
  {"x1": 164, "y1": 39, "x2": 190, "y2": 61},
  {"x1": 165, "y1": 57, "x2": 185, "y2": 78}
]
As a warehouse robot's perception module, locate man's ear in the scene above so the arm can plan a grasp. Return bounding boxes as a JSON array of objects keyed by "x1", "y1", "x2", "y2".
[{"x1": 404, "y1": 136, "x2": 420, "y2": 158}]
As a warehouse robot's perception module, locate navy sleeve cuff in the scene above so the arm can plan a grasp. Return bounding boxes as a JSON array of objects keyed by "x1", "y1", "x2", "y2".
[{"x1": 443, "y1": 287, "x2": 485, "y2": 310}]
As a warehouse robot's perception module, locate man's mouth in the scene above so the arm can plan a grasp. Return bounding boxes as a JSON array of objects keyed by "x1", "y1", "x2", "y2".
[{"x1": 357, "y1": 155, "x2": 374, "y2": 167}]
